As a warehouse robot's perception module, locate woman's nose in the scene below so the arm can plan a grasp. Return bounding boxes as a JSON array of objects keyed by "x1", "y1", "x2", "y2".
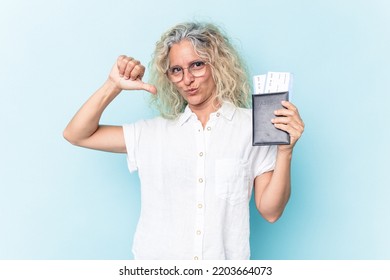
[{"x1": 182, "y1": 68, "x2": 195, "y2": 85}]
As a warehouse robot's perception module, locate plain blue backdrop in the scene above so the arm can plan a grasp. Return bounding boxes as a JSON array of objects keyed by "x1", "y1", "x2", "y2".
[{"x1": 1, "y1": 0, "x2": 389, "y2": 259}]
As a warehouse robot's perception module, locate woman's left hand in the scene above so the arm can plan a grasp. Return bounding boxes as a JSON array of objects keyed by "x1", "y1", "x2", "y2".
[{"x1": 272, "y1": 101, "x2": 305, "y2": 152}]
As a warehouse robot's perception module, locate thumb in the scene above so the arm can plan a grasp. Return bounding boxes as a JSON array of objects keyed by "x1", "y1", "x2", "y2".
[
  {"x1": 119, "y1": 78, "x2": 157, "y2": 94},
  {"x1": 140, "y1": 82, "x2": 157, "y2": 95}
]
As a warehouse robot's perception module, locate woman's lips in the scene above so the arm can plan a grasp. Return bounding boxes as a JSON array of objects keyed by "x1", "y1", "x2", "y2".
[{"x1": 186, "y1": 88, "x2": 198, "y2": 95}]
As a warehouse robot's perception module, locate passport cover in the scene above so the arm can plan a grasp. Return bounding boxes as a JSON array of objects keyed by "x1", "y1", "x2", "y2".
[{"x1": 252, "y1": 91, "x2": 290, "y2": 146}]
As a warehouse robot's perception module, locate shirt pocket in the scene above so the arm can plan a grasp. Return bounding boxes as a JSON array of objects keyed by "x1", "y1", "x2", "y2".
[{"x1": 215, "y1": 159, "x2": 251, "y2": 205}]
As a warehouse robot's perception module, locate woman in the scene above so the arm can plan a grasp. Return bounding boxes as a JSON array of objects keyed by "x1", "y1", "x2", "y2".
[{"x1": 63, "y1": 22, "x2": 304, "y2": 260}]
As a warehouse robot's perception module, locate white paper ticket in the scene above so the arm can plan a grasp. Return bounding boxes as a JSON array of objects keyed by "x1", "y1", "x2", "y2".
[{"x1": 253, "y1": 72, "x2": 292, "y2": 95}]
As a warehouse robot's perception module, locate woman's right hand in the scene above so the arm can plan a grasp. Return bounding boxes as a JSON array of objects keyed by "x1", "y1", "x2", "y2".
[{"x1": 109, "y1": 55, "x2": 157, "y2": 94}]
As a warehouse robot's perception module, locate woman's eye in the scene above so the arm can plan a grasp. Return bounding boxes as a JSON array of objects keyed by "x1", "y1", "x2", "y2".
[
  {"x1": 170, "y1": 67, "x2": 182, "y2": 74},
  {"x1": 192, "y1": 61, "x2": 205, "y2": 68}
]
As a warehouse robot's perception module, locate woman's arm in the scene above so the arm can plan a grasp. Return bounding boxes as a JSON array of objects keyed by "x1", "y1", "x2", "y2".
[
  {"x1": 254, "y1": 101, "x2": 304, "y2": 222},
  {"x1": 63, "y1": 55, "x2": 157, "y2": 153}
]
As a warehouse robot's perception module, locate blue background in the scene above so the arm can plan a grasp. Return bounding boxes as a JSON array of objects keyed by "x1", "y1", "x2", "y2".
[{"x1": 1, "y1": 0, "x2": 389, "y2": 259}]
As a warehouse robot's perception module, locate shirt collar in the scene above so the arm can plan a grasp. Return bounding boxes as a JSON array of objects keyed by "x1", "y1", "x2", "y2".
[
  {"x1": 177, "y1": 100, "x2": 237, "y2": 126},
  {"x1": 178, "y1": 105, "x2": 195, "y2": 126},
  {"x1": 215, "y1": 101, "x2": 236, "y2": 121}
]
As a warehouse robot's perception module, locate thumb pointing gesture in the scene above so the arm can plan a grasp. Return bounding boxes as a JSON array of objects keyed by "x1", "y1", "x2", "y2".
[
  {"x1": 110, "y1": 55, "x2": 158, "y2": 95},
  {"x1": 119, "y1": 78, "x2": 157, "y2": 95}
]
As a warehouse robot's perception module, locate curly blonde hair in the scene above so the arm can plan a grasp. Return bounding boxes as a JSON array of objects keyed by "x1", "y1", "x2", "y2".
[{"x1": 149, "y1": 22, "x2": 251, "y2": 119}]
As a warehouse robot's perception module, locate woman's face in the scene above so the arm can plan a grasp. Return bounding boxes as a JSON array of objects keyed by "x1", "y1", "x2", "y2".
[{"x1": 168, "y1": 40, "x2": 217, "y2": 111}]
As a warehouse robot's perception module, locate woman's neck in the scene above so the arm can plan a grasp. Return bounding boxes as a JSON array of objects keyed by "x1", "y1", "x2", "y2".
[{"x1": 189, "y1": 98, "x2": 221, "y2": 128}]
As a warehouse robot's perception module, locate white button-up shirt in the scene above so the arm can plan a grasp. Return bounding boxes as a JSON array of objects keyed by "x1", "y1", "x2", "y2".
[{"x1": 123, "y1": 101, "x2": 276, "y2": 260}]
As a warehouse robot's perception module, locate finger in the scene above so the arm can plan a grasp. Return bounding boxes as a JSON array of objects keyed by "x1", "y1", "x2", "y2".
[
  {"x1": 123, "y1": 59, "x2": 139, "y2": 80},
  {"x1": 281, "y1": 100, "x2": 298, "y2": 111},
  {"x1": 274, "y1": 105, "x2": 302, "y2": 123},
  {"x1": 274, "y1": 123, "x2": 303, "y2": 141},
  {"x1": 273, "y1": 111, "x2": 303, "y2": 125},
  {"x1": 274, "y1": 108, "x2": 295, "y2": 117},
  {"x1": 272, "y1": 116, "x2": 304, "y2": 132},
  {"x1": 119, "y1": 78, "x2": 157, "y2": 95},
  {"x1": 274, "y1": 102, "x2": 300, "y2": 116},
  {"x1": 117, "y1": 55, "x2": 126, "y2": 66},
  {"x1": 271, "y1": 116, "x2": 291, "y2": 124},
  {"x1": 140, "y1": 82, "x2": 157, "y2": 95},
  {"x1": 274, "y1": 123, "x2": 289, "y2": 133},
  {"x1": 130, "y1": 64, "x2": 145, "y2": 80},
  {"x1": 117, "y1": 56, "x2": 132, "y2": 77}
]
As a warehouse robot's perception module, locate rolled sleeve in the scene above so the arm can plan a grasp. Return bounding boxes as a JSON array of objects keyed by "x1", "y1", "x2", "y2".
[
  {"x1": 122, "y1": 124, "x2": 138, "y2": 173},
  {"x1": 254, "y1": 145, "x2": 277, "y2": 178}
]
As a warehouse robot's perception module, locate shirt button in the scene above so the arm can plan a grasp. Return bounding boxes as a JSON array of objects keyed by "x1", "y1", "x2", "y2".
[
  {"x1": 216, "y1": 112, "x2": 220, "y2": 117},
  {"x1": 199, "y1": 152, "x2": 203, "y2": 157},
  {"x1": 196, "y1": 230, "x2": 202, "y2": 235},
  {"x1": 207, "y1": 127, "x2": 211, "y2": 131},
  {"x1": 197, "y1": 203, "x2": 203, "y2": 208},
  {"x1": 198, "y1": 178, "x2": 203, "y2": 183},
  {"x1": 194, "y1": 256, "x2": 199, "y2": 260}
]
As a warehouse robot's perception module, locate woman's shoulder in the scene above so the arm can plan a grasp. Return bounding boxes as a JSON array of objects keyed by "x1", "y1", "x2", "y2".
[{"x1": 233, "y1": 105, "x2": 253, "y2": 120}]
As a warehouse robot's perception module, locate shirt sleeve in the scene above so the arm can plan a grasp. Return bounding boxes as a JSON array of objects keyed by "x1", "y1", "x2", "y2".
[
  {"x1": 253, "y1": 145, "x2": 277, "y2": 178},
  {"x1": 122, "y1": 124, "x2": 138, "y2": 173}
]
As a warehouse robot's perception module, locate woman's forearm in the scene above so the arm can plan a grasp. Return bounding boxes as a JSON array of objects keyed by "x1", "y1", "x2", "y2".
[{"x1": 256, "y1": 149, "x2": 292, "y2": 222}]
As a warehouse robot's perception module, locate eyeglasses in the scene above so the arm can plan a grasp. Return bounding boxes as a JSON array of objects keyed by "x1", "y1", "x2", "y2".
[{"x1": 167, "y1": 60, "x2": 208, "y2": 83}]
